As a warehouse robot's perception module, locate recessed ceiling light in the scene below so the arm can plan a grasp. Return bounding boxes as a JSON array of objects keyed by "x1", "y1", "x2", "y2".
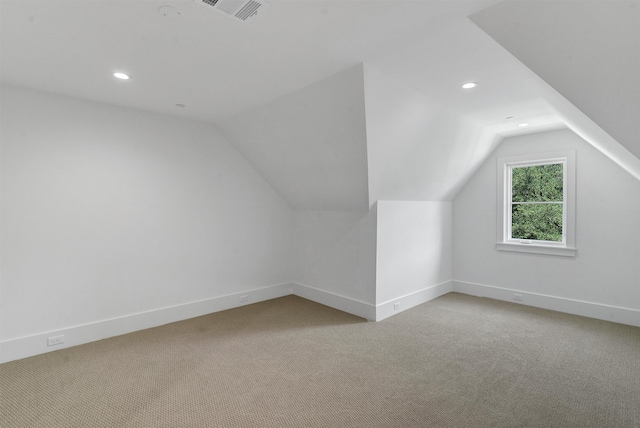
[
  {"x1": 113, "y1": 72, "x2": 130, "y2": 80},
  {"x1": 462, "y1": 82, "x2": 477, "y2": 89},
  {"x1": 518, "y1": 123, "x2": 529, "y2": 127}
]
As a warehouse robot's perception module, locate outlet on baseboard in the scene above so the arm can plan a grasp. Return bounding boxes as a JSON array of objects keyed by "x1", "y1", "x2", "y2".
[
  {"x1": 47, "y1": 335, "x2": 65, "y2": 347},
  {"x1": 513, "y1": 294, "x2": 524, "y2": 302},
  {"x1": 240, "y1": 295, "x2": 248, "y2": 303},
  {"x1": 393, "y1": 303, "x2": 400, "y2": 310}
]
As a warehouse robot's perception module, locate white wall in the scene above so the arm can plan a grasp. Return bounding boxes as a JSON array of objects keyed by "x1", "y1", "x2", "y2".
[
  {"x1": 453, "y1": 128, "x2": 640, "y2": 326},
  {"x1": 292, "y1": 209, "x2": 377, "y2": 319},
  {"x1": 292, "y1": 202, "x2": 454, "y2": 322},
  {"x1": 0, "y1": 85, "x2": 293, "y2": 361},
  {"x1": 363, "y1": 65, "x2": 490, "y2": 205},
  {"x1": 375, "y1": 201, "x2": 453, "y2": 320}
]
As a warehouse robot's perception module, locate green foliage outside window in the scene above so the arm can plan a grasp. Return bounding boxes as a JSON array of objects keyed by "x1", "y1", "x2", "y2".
[{"x1": 511, "y1": 164, "x2": 563, "y2": 242}]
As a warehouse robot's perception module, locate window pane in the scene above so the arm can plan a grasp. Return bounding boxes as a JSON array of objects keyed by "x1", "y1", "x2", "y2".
[
  {"x1": 512, "y1": 204, "x2": 563, "y2": 241},
  {"x1": 512, "y1": 164, "x2": 563, "y2": 202}
]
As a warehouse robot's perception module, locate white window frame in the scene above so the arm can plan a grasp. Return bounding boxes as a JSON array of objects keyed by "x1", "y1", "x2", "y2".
[{"x1": 496, "y1": 150, "x2": 576, "y2": 257}]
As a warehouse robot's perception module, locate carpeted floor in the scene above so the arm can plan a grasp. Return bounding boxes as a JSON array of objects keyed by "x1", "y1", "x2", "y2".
[{"x1": 1, "y1": 293, "x2": 639, "y2": 427}]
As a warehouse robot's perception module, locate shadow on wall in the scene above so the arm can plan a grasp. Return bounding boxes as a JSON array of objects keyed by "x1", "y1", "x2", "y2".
[
  {"x1": 292, "y1": 209, "x2": 377, "y2": 306},
  {"x1": 375, "y1": 201, "x2": 453, "y2": 306}
]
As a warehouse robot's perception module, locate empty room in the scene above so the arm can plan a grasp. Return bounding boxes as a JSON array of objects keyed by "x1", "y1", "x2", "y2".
[{"x1": 1, "y1": 0, "x2": 639, "y2": 426}]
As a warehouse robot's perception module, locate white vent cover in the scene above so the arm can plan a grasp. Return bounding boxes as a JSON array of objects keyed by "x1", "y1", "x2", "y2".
[{"x1": 196, "y1": 0, "x2": 265, "y2": 22}]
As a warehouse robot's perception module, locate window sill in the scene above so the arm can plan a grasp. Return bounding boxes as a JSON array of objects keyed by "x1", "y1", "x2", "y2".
[{"x1": 496, "y1": 242, "x2": 577, "y2": 257}]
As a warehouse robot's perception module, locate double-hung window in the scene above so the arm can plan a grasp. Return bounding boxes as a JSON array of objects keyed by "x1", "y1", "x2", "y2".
[{"x1": 496, "y1": 150, "x2": 576, "y2": 257}]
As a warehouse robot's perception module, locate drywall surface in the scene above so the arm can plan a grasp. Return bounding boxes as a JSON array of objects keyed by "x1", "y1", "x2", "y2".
[
  {"x1": 293, "y1": 209, "x2": 376, "y2": 307},
  {"x1": 471, "y1": 0, "x2": 640, "y2": 161},
  {"x1": 363, "y1": 65, "x2": 489, "y2": 205},
  {"x1": 217, "y1": 65, "x2": 369, "y2": 211},
  {"x1": 0, "y1": 85, "x2": 293, "y2": 344},
  {"x1": 453, "y1": 128, "x2": 640, "y2": 314},
  {"x1": 376, "y1": 201, "x2": 452, "y2": 306}
]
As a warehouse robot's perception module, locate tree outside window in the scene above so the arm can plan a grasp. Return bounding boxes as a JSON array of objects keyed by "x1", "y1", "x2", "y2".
[
  {"x1": 510, "y1": 163, "x2": 564, "y2": 242},
  {"x1": 496, "y1": 150, "x2": 576, "y2": 257}
]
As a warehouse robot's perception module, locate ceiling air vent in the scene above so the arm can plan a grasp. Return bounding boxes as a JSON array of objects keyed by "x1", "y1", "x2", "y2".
[{"x1": 197, "y1": 0, "x2": 265, "y2": 22}]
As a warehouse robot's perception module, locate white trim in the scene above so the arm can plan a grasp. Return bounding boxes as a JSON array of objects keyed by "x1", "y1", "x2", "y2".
[
  {"x1": 292, "y1": 282, "x2": 376, "y2": 321},
  {"x1": 496, "y1": 242, "x2": 577, "y2": 257},
  {"x1": 497, "y1": 150, "x2": 576, "y2": 256},
  {"x1": 0, "y1": 283, "x2": 294, "y2": 364},
  {"x1": 375, "y1": 281, "x2": 453, "y2": 321},
  {"x1": 453, "y1": 280, "x2": 640, "y2": 327},
  {"x1": 4, "y1": 280, "x2": 635, "y2": 363}
]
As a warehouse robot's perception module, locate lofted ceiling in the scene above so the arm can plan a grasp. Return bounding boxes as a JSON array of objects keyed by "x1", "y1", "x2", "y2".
[{"x1": 1, "y1": 0, "x2": 638, "y2": 211}]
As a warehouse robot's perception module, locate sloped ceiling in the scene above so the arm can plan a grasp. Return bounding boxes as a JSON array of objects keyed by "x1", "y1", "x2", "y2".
[
  {"x1": 218, "y1": 2, "x2": 639, "y2": 209},
  {"x1": 217, "y1": 65, "x2": 369, "y2": 212},
  {"x1": 363, "y1": 19, "x2": 565, "y2": 204},
  {"x1": 2, "y1": 1, "x2": 638, "y2": 212},
  {"x1": 471, "y1": 0, "x2": 640, "y2": 160},
  {"x1": 218, "y1": 17, "x2": 571, "y2": 209}
]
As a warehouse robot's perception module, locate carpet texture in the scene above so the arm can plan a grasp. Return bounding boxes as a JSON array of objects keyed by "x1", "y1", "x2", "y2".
[{"x1": 1, "y1": 293, "x2": 639, "y2": 427}]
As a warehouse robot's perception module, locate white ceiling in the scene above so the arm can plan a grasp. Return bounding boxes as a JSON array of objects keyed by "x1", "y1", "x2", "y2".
[
  {"x1": 471, "y1": 0, "x2": 640, "y2": 161},
  {"x1": 1, "y1": 0, "x2": 501, "y2": 123},
  {"x1": 218, "y1": 65, "x2": 370, "y2": 211},
  {"x1": 2, "y1": 0, "x2": 638, "y2": 210},
  {"x1": 364, "y1": 17, "x2": 564, "y2": 137}
]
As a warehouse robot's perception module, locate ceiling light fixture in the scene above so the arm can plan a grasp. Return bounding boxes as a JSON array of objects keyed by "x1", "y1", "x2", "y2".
[
  {"x1": 462, "y1": 82, "x2": 477, "y2": 89},
  {"x1": 518, "y1": 123, "x2": 529, "y2": 127},
  {"x1": 113, "y1": 72, "x2": 130, "y2": 80}
]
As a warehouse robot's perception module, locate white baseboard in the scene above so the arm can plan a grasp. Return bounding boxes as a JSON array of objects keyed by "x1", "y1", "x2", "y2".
[
  {"x1": 375, "y1": 281, "x2": 454, "y2": 321},
  {"x1": 292, "y1": 283, "x2": 376, "y2": 321},
  {"x1": 453, "y1": 280, "x2": 640, "y2": 327},
  {"x1": 0, "y1": 283, "x2": 294, "y2": 364},
  {"x1": 8, "y1": 279, "x2": 632, "y2": 364}
]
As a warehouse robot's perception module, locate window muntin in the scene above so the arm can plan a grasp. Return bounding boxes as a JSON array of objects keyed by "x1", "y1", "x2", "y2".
[
  {"x1": 508, "y1": 161, "x2": 565, "y2": 244},
  {"x1": 497, "y1": 150, "x2": 576, "y2": 257}
]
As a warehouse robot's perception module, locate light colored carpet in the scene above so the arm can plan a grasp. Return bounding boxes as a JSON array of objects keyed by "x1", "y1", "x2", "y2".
[{"x1": 1, "y1": 293, "x2": 639, "y2": 427}]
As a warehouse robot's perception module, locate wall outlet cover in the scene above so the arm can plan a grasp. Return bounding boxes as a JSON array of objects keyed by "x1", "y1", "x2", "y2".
[{"x1": 47, "y1": 335, "x2": 65, "y2": 347}]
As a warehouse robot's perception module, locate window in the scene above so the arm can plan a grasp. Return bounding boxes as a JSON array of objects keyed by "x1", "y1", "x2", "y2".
[{"x1": 496, "y1": 150, "x2": 576, "y2": 257}]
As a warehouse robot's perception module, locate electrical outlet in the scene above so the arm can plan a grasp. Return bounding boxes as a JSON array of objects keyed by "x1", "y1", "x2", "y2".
[
  {"x1": 240, "y1": 295, "x2": 248, "y2": 303},
  {"x1": 513, "y1": 294, "x2": 523, "y2": 302},
  {"x1": 47, "y1": 335, "x2": 65, "y2": 347},
  {"x1": 393, "y1": 303, "x2": 400, "y2": 310}
]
